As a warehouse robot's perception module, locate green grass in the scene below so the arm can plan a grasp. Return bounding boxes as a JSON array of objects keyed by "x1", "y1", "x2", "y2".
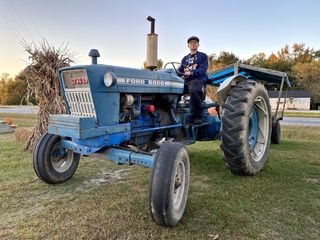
[
  {"x1": 283, "y1": 111, "x2": 320, "y2": 118},
  {"x1": 0, "y1": 113, "x2": 36, "y2": 127},
  {"x1": 0, "y1": 126, "x2": 319, "y2": 239}
]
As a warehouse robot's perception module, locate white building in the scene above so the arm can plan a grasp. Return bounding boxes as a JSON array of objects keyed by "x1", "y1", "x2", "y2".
[{"x1": 268, "y1": 90, "x2": 311, "y2": 110}]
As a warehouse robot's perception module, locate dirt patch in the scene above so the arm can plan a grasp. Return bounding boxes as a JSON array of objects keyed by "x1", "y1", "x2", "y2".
[
  {"x1": 76, "y1": 169, "x2": 130, "y2": 192},
  {"x1": 305, "y1": 178, "x2": 320, "y2": 184}
]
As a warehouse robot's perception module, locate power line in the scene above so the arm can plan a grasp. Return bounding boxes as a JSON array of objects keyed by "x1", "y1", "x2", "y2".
[
  {"x1": 0, "y1": 5, "x2": 23, "y2": 41},
  {"x1": 9, "y1": 0, "x2": 35, "y2": 42},
  {"x1": 22, "y1": 0, "x2": 42, "y2": 39}
]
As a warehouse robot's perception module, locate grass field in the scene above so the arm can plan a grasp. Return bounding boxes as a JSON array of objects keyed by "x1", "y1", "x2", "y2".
[
  {"x1": 283, "y1": 111, "x2": 320, "y2": 118},
  {"x1": 0, "y1": 116, "x2": 319, "y2": 239},
  {"x1": 0, "y1": 113, "x2": 36, "y2": 128}
]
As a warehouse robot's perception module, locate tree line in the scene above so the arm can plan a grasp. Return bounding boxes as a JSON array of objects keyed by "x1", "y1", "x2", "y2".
[
  {"x1": 0, "y1": 72, "x2": 36, "y2": 105},
  {"x1": 207, "y1": 43, "x2": 320, "y2": 105},
  {"x1": 1, "y1": 42, "x2": 319, "y2": 106}
]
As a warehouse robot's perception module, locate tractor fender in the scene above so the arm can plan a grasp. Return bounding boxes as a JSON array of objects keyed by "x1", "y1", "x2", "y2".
[{"x1": 216, "y1": 74, "x2": 248, "y2": 104}]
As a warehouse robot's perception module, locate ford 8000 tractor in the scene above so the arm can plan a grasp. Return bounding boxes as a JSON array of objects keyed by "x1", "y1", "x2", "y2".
[{"x1": 33, "y1": 17, "x2": 290, "y2": 227}]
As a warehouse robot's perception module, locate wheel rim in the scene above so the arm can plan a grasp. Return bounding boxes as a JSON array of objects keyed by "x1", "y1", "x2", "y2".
[
  {"x1": 248, "y1": 96, "x2": 270, "y2": 162},
  {"x1": 248, "y1": 106, "x2": 259, "y2": 150},
  {"x1": 173, "y1": 159, "x2": 186, "y2": 210},
  {"x1": 51, "y1": 142, "x2": 74, "y2": 173}
]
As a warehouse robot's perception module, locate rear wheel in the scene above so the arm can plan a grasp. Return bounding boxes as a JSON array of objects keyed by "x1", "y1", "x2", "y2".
[
  {"x1": 149, "y1": 142, "x2": 190, "y2": 227},
  {"x1": 271, "y1": 120, "x2": 281, "y2": 144},
  {"x1": 33, "y1": 132, "x2": 80, "y2": 184},
  {"x1": 220, "y1": 80, "x2": 272, "y2": 175}
]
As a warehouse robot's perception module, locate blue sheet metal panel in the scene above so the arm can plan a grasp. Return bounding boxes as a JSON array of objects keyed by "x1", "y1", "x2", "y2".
[
  {"x1": 93, "y1": 92, "x2": 119, "y2": 125},
  {"x1": 115, "y1": 86, "x2": 184, "y2": 94},
  {"x1": 48, "y1": 125, "x2": 130, "y2": 139},
  {"x1": 208, "y1": 67, "x2": 235, "y2": 80},
  {"x1": 49, "y1": 114, "x2": 96, "y2": 129},
  {"x1": 65, "y1": 64, "x2": 184, "y2": 94},
  {"x1": 238, "y1": 67, "x2": 291, "y2": 86},
  {"x1": 73, "y1": 132, "x2": 130, "y2": 148},
  {"x1": 85, "y1": 65, "x2": 116, "y2": 92},
  {"x1": 112, "y1": 65, "x2": 160, "y2": 79},
  {"x1": 48, "y1": 115, "x2": 130, "y2": 139},
  {"x1": 208, "y1": 70, "x2": 247, "y2": 86},
  {"x1": 207, "y1": 63, "x2": 291, "y2": 87}
]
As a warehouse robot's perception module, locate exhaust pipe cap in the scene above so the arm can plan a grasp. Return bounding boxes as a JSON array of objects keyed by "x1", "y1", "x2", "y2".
[{"x1": 89, "y1": 49, "x2": 100, "y2": 64}]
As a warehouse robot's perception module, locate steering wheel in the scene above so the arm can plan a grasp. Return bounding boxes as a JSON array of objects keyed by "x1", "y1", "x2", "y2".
[{"x1": 164, "y1": 62, "x2": 191, "y2": 78}]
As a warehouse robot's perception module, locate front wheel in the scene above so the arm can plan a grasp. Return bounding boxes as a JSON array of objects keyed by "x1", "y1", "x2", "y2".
[
  {"x1": 149, "y1": 142, "x2": 190, "y2": 227},
  {"x1": 220, "y1": 80, "x2": 272, "y2": 175},
  {"x1": 33, "y1": 132, "x2": 80, "y2": 184}
]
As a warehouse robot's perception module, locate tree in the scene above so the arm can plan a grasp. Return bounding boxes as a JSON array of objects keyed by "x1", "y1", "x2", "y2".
[
  {"x1": 0, "y1": 82, "x2": 6, "y2": 104},
  {"x1": 207, "y1": 51, "x2": 239, "y2": 72},
  {"x1": 4, "y1": 70, "x2": 36, "y2": 105},
  {"x1": 245, "y1": 52, "x2": 266, "y2": 66},
  {"x1": 3, "y1": 79, "x2": 20, "y2": 105},
  {"x1": 217, "y1": 51, "x2": 239, "y2": 65},
  {"x1": 1, "y1": 73, "x2": 11, "y2": 83},
  {"x1": 292, "y1": 61, "x2": 320, "y2": 105},
  {"x1": 292, "y1": 43, "x2": 314, "y2": 64},
  {"x1": 207, "y1": 53, "x2": 217, "y2": 71},
  {"x1": 0, "y1": 73, "x2": 12, "y2": 104}
]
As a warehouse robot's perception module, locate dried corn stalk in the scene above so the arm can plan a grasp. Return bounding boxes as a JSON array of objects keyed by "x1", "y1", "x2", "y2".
[{"x1": 22, "y1": 40, "x2": 75, "y2": 151}]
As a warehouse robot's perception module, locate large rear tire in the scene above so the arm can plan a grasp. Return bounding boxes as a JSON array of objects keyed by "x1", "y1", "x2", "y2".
[
  {"x1": 33, "y1": 132, "x2": 80, "y2": 184},
  {"x1": 149, "y1": 142, "x2": 190, "y2": 227},
  {"x1": 220, "y1": 80, "x2": 272, "y2": 175}
]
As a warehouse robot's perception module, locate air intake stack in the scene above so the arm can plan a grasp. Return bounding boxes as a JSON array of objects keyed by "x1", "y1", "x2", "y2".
[{"x1": 146, "y1": 16, "x2": 158, "y2": 70}]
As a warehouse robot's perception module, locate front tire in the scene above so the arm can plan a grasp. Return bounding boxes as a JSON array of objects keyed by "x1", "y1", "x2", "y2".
[
  {"x1": 33, "y1": 132, "x2": 80, "y2": 184},
  {"x1": 220, "y1": 80, "x2": 272, "y2": 175},
  {"x1": 149, "y1": 142, "x2": 190, "y2": 227}
]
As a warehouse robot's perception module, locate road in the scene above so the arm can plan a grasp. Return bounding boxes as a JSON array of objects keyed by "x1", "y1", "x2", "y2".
[
  {"x1": 0, "y1": 106, "x2": 38, "y2": 114},
  {"x1": 0, "y1": 106, "x2": 319, "y2": 126},
  {"x1": 282, "y1": 117, "x2": 320, "y2": 127}
]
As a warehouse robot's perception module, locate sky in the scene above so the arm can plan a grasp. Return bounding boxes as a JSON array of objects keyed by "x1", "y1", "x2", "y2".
[{"x1": 0, "y1": 0, "x2": 320, "y2": 77}]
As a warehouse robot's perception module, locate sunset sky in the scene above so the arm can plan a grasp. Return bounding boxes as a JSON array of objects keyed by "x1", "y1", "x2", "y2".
[{"x1": 1, "y1": 0, "x2": 320, "y2": 77}]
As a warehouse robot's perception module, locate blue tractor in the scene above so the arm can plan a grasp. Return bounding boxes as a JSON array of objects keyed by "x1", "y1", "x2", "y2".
[{"x1": 33, "y1": 17, "x2": 290, "y2": 227}]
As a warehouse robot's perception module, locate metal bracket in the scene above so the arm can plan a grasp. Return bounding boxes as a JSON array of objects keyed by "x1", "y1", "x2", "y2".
[{"x1": 274, "y1": 76, "x2": 285, "y2": 121}]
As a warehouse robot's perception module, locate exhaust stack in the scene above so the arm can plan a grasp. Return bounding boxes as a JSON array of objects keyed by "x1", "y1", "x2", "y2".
[
  {"x1": 146, "y1": 16, "x2": 158, "y2": 70},
  {"x1": 89, "y1": 49, "x2": 100, "y2": 64}
]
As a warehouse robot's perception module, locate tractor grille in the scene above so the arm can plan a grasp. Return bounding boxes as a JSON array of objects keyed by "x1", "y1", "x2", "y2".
[{"x1": 65, "y1": 89, "x2": 96, "y2": 117}]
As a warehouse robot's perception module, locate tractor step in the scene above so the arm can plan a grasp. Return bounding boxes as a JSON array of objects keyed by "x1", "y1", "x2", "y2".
[
  {"x1": 185, "y1": 122, "x2": 211, "y2": 128},
  {"x1": 184, "y1": 122, "x2": 211, "y2": 142},
  {"x1": 193, "y1": 122, "x2": 211, "y2": 127}
]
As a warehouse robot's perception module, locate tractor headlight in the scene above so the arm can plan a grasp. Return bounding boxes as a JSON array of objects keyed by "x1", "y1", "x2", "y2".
[{"x1": 103, "y1": 72, "x2": 117, "y2": 87}]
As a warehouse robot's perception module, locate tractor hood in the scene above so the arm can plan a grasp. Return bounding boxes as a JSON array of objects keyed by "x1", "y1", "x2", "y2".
[{"x1": 58, "y1": 64, "x2": 184, "y2": 94}]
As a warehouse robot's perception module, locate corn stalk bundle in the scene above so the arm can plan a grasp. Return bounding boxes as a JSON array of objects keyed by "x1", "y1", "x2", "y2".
[{"x1": 22, "y1": 40, "x2": 75, "y2": 151}]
